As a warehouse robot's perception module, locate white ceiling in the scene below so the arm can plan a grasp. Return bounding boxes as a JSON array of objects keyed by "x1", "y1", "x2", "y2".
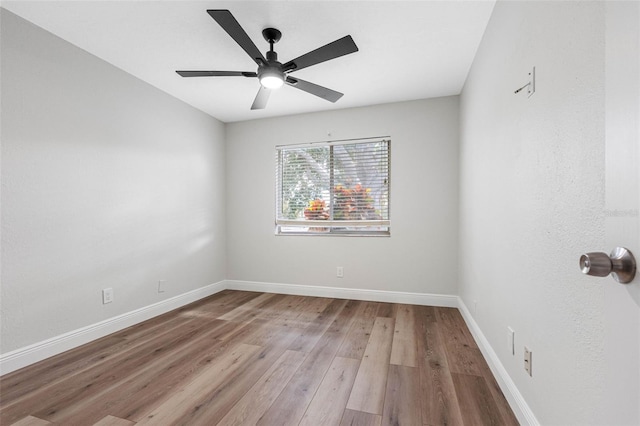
[{"x1": 2, "y1": 1, "x2": 495, "y2": 123}]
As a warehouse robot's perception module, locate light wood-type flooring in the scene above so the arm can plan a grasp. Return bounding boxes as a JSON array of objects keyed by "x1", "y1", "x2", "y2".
[{"x1": 0, "y1": 290, "x2": 519, "y2": 425}]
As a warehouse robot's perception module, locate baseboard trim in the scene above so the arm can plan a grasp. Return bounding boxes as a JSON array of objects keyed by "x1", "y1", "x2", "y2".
[
  {"x1": 224, "y1": 279, "x2": 458, "y2": 307},
  {"x1": 0, "y1": 281, "x2": 227, "y2": 375},
  {"x1": 457, "y1": 297, "x2": 539, "y2": 426}
]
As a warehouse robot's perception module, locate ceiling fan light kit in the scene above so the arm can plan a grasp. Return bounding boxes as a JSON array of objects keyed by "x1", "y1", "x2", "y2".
[
  {"x1": 176, "y1": 9, "x2": 359, "y2": 110},
  {"x1": 259, "y1": 69, "x2": 285, "y2": 89}
]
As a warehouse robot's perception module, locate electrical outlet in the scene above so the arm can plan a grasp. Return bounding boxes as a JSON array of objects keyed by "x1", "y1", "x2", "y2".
[
  {"x1": 524, "y1": 346, "x2": 532, "y2": 376},
  {"x1": 336, "y1": 266, "x2": 344, "y2": 278},
  {"x1": 507, "y1": 327, "x2": 515, "y2": 355},
  {"x1": 102, "y1": 288, "x2": 114, "y2": 304},
  {"x1": 158, "y1": 280, "x2": 166, "y2": 293}
]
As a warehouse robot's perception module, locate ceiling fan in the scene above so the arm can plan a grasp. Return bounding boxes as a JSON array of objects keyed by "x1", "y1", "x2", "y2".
[{"x1": 176, "y1": 9, "x2": 359, "y2": 110}]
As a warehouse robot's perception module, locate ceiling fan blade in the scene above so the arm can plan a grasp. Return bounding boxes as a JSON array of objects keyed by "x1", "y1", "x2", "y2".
[
  {"x1": 285, "y1": 77, "x2": 343, "y2": 103},
  {"x1": 251, "y1": 87, "x2": 271, "y2": 110},
  {"x1": 207, "y1": 10, "x2": 267, "y2": 66},
  {"x1": 176, "y1": 71, "x2": 257, "y2": 77},
  {"x1": 282, "y1": 35, "x2": 358, "y2": 73}
]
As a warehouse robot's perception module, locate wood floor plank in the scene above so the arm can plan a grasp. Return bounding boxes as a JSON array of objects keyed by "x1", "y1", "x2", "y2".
[
  {"x1": 204, "y1": 315, "x2": 261, "y2": 342},
  {"x1": 381, "y1": 364, "x2": 421, "y2": 426},
  {"x1": 239, "y1": 295, "x2": 320, "y2": 348},
  {"x1": 275, "y1": 296, "x2": 333, "y2": 329},
  {"x1": 291, "y1": 296, "x2": 334, "y2": 326},
  {"x1": 451, "y1": 373, "x2": 507, "y2": 426},
  {"x1": 257, "y1": 294, "x2": 306, "y2": 323},
  {"x1": 92, "y1": 415, "x2": 136, "y2": 426},
  {"x1": 1, "y1": 316, "x2": 218, "y2": 425},
  {"x1": 105, "y1": 337, "x2": 244, "y2": 421},
  {"x1": 135, "y1": 343, "x2": 262, "y2": 425},
  {"x1": 445, "y1": 346, "x2": 488, "y2": 377},
  {"x1": 480, "y1": 371, "x2": 520, "y2": 426},
  {"x1": 162, "y1": 338, "x2": 298, "y2": 425},
  {"x1": 298, "y1": 356, "x2": 360, "y2": 426},
  {"x1": 257, "y1": 300, "x2": 361, "y2": 426},
  {"x1": 416, "y1": 307, "x2": 464, "y2": 426},
  {"x1": 440, "y1": 329, "x2": 484, "y2": 378},
  {"x1": 340, "y1": 409, "x2": 383, "y2": 426},
  {"x1": 437, "y1": 307, "x2": 488, "y2": 378},
  {"x1": 390, "y1": 304, "x2": 418, "y2": 367},
  {"x1": 479, "y1": 359, "x2": 519, "y2": 426},
  {"x1": 53, "y1": 321, "x2": 244, "y2": 424},
  {"x1": 217, "y1": 349, "x2": 307, "y2": 426},
  {"x1": 321, "y1": 300, "x2": 363, "y2": 338},
  {"x1": 8, "y1": 416, "x2": 54, "y2": 426},
  {"x1": 375, "y1": 302, "x2": 397, "y2": 319},
  {"x1": 216, "y1": 292, "x2": 278, "y2": 322},
  {"x1": 0, "y1": 312, "x2": 192, "y2": 408},
  {"x1": 336, "y1": 301, "x2": 378, "y2": 360},
  {"x1": 436, "y1": 307, "x2": 477, "y2": 349},
  {"x1": 264, "y1": 295, "x2": 305, "y2": 326},
  {"x1": 346, "y1": 316, "x2": 395, "y2": 415},
  {"x1": 0, "y1": 290, "x2": 259, "y2": 408},
  {"x1": 243, "y1": 322, "x2": 297, "y2": 348},
  {"x1": 0, "y1": 334, "x2": 125, "y2": 408},
  {"x1": 189, "y1": 290, "x2": 266, "y2": 316},
  {"x1": 415, "y1": 304, "x2": 438, "y2": 324},
  {"x1": 252, "y1": 293, "x2": 300, "y2": 322},
  {"x1": 146, "y1": 324, "x2": 303, "y2": 425},
  {"x1": 287, "y1": 298, "x2": 348, "y2": 353},
  {"x1": 42, "y1": 320, "x2": 226, "y2": 423}
]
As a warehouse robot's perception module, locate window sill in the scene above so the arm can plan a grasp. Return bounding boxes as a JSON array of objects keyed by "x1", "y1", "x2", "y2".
[{"x1": 275, "y1": 228, "x2": 390, "y2": 237}]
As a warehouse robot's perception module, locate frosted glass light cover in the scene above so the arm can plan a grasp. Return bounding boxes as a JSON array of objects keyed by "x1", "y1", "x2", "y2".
[{"x1": 260, "y1": 74, "x2": 284, "y2": 89}]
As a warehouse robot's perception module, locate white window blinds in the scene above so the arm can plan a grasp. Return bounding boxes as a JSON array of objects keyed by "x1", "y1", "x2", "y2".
[{"x1": 275, "y1": 137, "x2": 390, "y2": 235}]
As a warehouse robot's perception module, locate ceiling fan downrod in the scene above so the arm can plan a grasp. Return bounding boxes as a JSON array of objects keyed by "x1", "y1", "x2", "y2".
[{"x1": 262, "y1": 28, "x2": 281, "y2": 60}]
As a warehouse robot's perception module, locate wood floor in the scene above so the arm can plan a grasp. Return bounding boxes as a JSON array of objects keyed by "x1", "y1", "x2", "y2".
[{"x1": 0, "y1": 290, "x2": 518, "y2": 426}]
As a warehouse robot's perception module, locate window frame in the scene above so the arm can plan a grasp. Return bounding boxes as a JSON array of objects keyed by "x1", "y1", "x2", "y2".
[{"x1": 275, "y1": 136, "x2": 391, "y2": 236}]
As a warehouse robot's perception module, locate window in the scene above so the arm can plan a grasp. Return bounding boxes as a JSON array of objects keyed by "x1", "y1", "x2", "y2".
[{"x1": 276, "y1": 137, "x2": 390, "y2": 235}]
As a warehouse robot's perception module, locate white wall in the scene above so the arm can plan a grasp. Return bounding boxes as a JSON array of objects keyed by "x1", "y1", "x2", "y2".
[
  {"x1": 226, "y1": 98, "x2": 459, "y2": 296},
  {"x1": 0, "y1": 10, "x2": 227, "y2": 354},
  {"x1": 460, "y1": 1, "x2": 611, "y2": 424}
]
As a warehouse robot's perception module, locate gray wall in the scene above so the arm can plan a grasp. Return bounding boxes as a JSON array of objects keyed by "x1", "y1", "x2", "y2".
[
  {"x1": 225, "y1": 97, "x2": 460, "y2": 296},
  {"x1": 0, "y1": 10, "x2": 227, "y2": 353},
  {"x1": 459, "y1": 2, "x2": 609, "y2": 424}
]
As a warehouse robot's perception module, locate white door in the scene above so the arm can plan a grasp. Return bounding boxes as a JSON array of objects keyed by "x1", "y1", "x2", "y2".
[{"x1": 603, "y1": 2, "x2": 639, "y2": 424}]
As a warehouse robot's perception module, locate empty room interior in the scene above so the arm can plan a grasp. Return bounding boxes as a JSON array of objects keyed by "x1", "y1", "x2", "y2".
[{"x1": 1, "y1": 1, "x2": 639, "y2": 425}]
